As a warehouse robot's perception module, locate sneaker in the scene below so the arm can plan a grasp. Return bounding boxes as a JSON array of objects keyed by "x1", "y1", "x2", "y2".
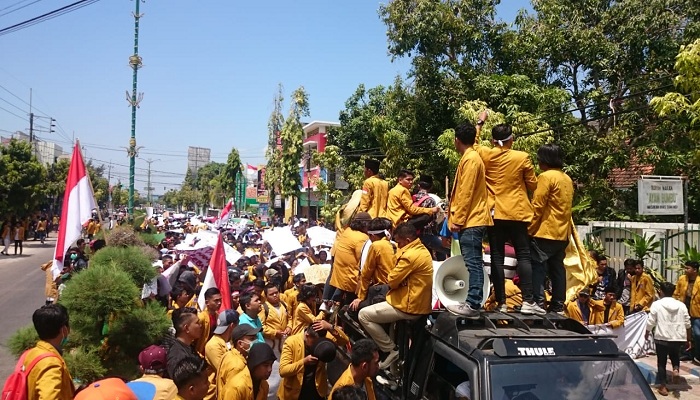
[
  {"x1": 445, "y1": 302, "x2": 480, "y2": 318},
  {"x1": 521, "y1": 301, "x2": 546, "y2": 316},
  {"x1": 496, "y1": 303, "x2": 508, "y2": 313},
  {"x1": 379, "y1": 349, "x2": 399, "y2": 370}
]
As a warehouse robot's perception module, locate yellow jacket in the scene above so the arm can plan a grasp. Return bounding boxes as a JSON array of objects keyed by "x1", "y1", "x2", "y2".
[
  {"x1": 195, "y1": 309, "x2": 217, "y2": 356},
  {"x1": 386, "y1": 239, "x2": 433, "y2": 315},
  {"x1": 630, "y1": 273, "x2": 656, "y2": 312},
  {"x1": 448, "y1": 148, "x2": 492, "y2": 229},
  {"x1": 329, "y1": 365, "x2": 376, "y2": 400},
  {"x1": 25, "y1": 340, "x2": 75, "y2": 400},
  {"x1": 484, "y1": 279, "x2": 522, "y2": 311},
  {"x1": 14, "y1": 226, "x2": 25, "y2": 240},
  {"x1": 204, "y1": 335, "x2": 229, "y2": 400},
  {"x1": 528, "y1": 169, "x2": 573, "y2": 240},
  {"x1": 357, "y1": 238, "x2": 396, "y2": 300},
  {"x1": 291, "y1": 302, "x2": 318, "y2": 336},
  {"x1": 259, "y1": 301, "x2": 291, "y2": 340},
  {"x1": 277, "y1": 330, "x2": 349, "y2": 400},
  {"x1": 565, "y1": 300, "x2": 592, "y2": 324},
  {"x1": 87, "y1": 221, "x2": 100, "y2": 235},
  {"x1": 359, "y1": 175, "x2": 389, "y2": 218},
  {"x1": 329, "y1": 228, "x2": 368, "y2": 292},
  {"x1": 221, "y1": 367, "x2": 268, "y2": 400},
  {"x1": 590, "y1": 300, "x2": 625, "y2": 328},
  {"x1": 282, "y1": 287, "x2": 299, "y2": 319},
  {"x1": 386, "y1": 184, "x2": 433, "y2": 227},
  {"x1": 41, "y1": 260, "x2": 58, "y2": 301},
  {"x1": 474, "y1": 142, "x2": 538, "y2": 222},
  {"x1": 216, "y1": 349, "x2": 247, "y2": 399},
  {"x1": 673, "y1": 274, "x2": 700, "y2": 317}
]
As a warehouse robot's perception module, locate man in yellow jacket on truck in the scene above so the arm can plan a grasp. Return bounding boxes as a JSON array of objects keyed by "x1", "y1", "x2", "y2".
[
  {"x1": 359, "y1": 222, "x2": 434, "y2": 370},
  {"x1": 386, "y1": 169, "x2": 439, "y2": 229},
  {"x1": 358, "y1": 159, "x2": 388, "y2": 219}
]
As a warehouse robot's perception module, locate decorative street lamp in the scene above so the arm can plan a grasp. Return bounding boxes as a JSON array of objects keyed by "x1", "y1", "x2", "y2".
[{"x1": 126, "y1": 0, "x2": 145, "y2": 219}]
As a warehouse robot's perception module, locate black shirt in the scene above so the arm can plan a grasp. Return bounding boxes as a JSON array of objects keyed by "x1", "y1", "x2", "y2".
[
  {"x1": 298, "y1": 347, "x2": 323, "y2": 400},
  {"x1": 166, "y1": 338, "x2": 202, "y2": 378}
]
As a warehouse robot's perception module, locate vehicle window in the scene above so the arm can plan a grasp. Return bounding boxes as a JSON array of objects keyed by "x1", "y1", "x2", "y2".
[
  {"x1": 424, "y1": 353, "x2": 472, "y2": 400},
  {"x1": 490, "y1": 359, "x2": 652, "y2": 400}
]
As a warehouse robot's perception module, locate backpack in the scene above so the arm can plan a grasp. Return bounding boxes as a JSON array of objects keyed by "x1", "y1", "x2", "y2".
[
  {"x1": 412, "y1": 194, "x2": 432, "y2": 208},
  {"x1": 2, "y1": 350, "x2": 58, "y2": 400}
]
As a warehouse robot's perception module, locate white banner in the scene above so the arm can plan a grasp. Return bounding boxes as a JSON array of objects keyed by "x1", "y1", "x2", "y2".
[
  {"x1": 638, "y1": 177, "x2": 684, "y2": 215},
  {"x1": 588, "y1": 311, "x2": 655, "y2": 359}
]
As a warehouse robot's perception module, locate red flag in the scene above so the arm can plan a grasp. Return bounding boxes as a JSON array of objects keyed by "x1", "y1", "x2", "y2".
[
  {"x1": 52, "y1": 142, "x2": 97, "y2": 278},
  {"x1": 198, "y1": 233, "x2": 231, "y2": 311},
  {"x1": 218, "y1": 199, "x2": 233, "y2": 227}
]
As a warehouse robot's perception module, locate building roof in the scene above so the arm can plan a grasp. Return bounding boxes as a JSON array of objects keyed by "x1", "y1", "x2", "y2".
[
  {"x1": 609, "y1": 163, "x2": 654, "y2": 189},
  {"x1": 302, "y1": 120, "x2": 339, "y2": 133}
]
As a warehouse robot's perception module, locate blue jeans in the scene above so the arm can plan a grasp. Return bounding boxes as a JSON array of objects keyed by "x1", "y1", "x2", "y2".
[
  {"x1": 459, "y1": 226, "x2": 486, "y2": 308},
  {"x1": 692, "y1": 318, "x2": 700, "y2": 359}
]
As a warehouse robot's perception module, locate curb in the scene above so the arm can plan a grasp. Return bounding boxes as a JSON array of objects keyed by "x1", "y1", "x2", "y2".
[{"x1": 635, "y1": 360, "x2": 700, "y2": 385}]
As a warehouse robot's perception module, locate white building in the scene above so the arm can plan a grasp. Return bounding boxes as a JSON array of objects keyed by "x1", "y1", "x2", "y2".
[{"x1": 35, "y1": 140, "x2": 63, "y2": 165}]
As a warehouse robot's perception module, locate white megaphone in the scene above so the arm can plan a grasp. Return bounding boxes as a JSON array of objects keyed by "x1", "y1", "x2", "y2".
[{"x1": 434, "y1": 255, "x2": 490, "y2": 307}]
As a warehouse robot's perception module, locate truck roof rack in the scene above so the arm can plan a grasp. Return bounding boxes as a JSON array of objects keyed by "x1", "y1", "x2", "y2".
[{"x1": 432, "y1": 311, "x2": 619, "y2": 355}]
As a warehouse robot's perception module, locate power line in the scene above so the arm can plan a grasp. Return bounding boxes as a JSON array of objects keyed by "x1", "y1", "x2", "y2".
[
  {"x1": 0, "y1": 104, "x2": 25, "y2": 120},
  {"x1": 0, "y1": 0, "x2": 45, "y2": 18},
  {"x1": 0, "y1": 95, "x2": 25, "y2": 113},
  {"x1": 0, "y1": 0, "x2": 102, "y2": 37}
]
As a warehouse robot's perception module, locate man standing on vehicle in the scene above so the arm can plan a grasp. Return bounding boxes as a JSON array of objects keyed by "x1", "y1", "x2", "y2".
[
  {"x1": 359, "y1": 222, "x2": 433, "y2": 369},
  {"x1": 529, "y1": 144, "x2": 574, "y2": 314},
  {"x1": 672, "y1": 261, "x2": 699, "y2": 363},
  {"x1": 358, "y1": 159, "x2": 389, "y2": 218},
  {"x1": 445, "y1": 122, "x2": 493, "y2": 318},
  {"x1": 471, "y1": 112, "x2": 542, "y2": 316},
  {"x1": 329, "y1": 339, "x2": 379, "y2": 400}
]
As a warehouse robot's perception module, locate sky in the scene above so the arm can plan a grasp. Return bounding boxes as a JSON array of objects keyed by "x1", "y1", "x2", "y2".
[{"x1": 0, "y1": 0, "x2": 530, "y2": 195}]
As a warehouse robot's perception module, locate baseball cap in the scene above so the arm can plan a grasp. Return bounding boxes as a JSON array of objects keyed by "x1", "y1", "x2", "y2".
[
  {"x1": 579, "y1": 288, "x2": 591, "y2": 297},
  {"x1": 213, "y1": 309, "x2": 239, "y2": 335},
  {"x1": 232, "y1": 324, "x2": 261, "y2": 342},
  {"x1": 247, "y1": 342, "x2": 276, "y2": 369},
  {"x1": 138, "y1": 345, "x2": 167, "y2": 373},
  {"x1": 265, "y1": 268, "x2": 279, "y2": 280},
  {"x1": 74, "y1": 378, "x2": 137, "y2": 400}
]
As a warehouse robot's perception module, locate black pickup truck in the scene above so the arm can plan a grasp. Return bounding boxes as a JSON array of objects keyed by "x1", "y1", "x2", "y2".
[{"x1": 334, "y1": 311, "x2": 656, "y2": 400}]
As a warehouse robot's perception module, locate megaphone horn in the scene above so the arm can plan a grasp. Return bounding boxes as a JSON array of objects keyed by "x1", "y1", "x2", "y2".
[{"x1": 434, "y1": 255, "x2": 490, "y2": 308}]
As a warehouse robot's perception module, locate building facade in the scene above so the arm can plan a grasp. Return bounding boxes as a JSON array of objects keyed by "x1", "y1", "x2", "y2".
[{"x1": 187, "y1": 146, "x2": 211, "y2": 177}]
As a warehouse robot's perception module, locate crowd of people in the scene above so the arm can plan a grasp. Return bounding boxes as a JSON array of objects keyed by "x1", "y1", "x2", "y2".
[
  {"x1": 1, "y1": 214, "x2": 59, "y2": 255},
  {"x1": 10, "y1": 112, "x2": 698, "y2": 399}
]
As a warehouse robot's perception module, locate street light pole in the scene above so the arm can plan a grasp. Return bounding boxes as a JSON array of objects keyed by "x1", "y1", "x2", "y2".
[
  {"x1": 139, "y1": 158, "x2": 159, "y2": 206},
  {"x1": 127, "y1": 0, "x2": 145, "y2": 218}
]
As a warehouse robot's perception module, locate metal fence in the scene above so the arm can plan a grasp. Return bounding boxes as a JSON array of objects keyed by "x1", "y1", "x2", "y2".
[{"x1": 584, "y1": 223, "x2": 700, "y2": 283}]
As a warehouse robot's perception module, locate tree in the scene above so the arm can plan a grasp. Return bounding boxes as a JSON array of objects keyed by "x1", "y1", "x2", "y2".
[
  {"x1": 312, "y1": 145, "x2": 347, "y2": 221},
  {"x1": 279, "y1": 87, "x2": 309, "y2": 198},
  {"x1": 265, "y1": 84, "x2": 285, "y2": 206},
  {"x1": 221, "y1": 148, "x2": 242, "y2": 212},
  {"x1": 0, "y1": 139, "x2": 47, "y2": 216},
  {"x1": 45, "y1": 158, "x2": 70, "y2": 214},
  {"x1": 195, "y1": 162, "x2": 225, "y2": 208}
]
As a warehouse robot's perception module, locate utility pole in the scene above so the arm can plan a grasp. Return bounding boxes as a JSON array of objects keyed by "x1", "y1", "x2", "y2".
[
  {"x1": 107, "y1": 163, "x2": 113, "y2": 215},
  {"x1": 306, "y1": 147, "x2": 312, "y2": 219},
  {"x1": 139, "y1": 158, "x2": 159, "y2": 206},
  {"x1": 126, "y1": 0, "x2": 145, "y2": 219}
]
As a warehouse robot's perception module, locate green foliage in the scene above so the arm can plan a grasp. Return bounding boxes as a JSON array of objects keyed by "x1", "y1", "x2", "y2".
[
  {"x1": 279, "y1": 87, "x2": 309, "y2": 197},
  {"x1": 105, "y1": 225, "x2": 146, "y2": 248},
  {"x1": 265, "y1": 83, "x2": 285, "y2": 202},
  {"x1": 624, "y1": 234, "x2": 661, "y2": 265},
  {"x1": 312, "y1": 145, "x2": 346, "y2": 221},
  {"x1": 0, "y1": 139, "x2": 47, "y2": 216},
  {"x1": 675, "y1": 242, "x2": 700, "y2": 264},
  {"x1": 63, "y1": 348, "x2": 107, "y2": 384},
  {"x1": 583, "y1": 235, "x2": 606, "y2": 258},
  {"x1": 6, "y1": 325, "x2": 39, "y2": 357},
  {"x1": 139, "y1": 233, "x2": 160, "y2": 247},
  {"x1": 221, "y1": 149, "x2": 242, "y2": 208},
  {"x1": 106, "y1": 301, "x2": 170, "y2": 362},
  {"x1": 90, "y1": 246, "x2": 156, "y2": 286}
]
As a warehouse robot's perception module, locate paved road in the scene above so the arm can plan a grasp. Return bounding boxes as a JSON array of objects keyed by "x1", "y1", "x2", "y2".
[{"x1": 0, "y1": 237, "x2": 53, "y2": 382}]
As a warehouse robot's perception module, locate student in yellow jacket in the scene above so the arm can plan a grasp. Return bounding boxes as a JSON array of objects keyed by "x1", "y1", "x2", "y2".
[
  {"x1": 217, "y1": 324, "x2": 261, "y2": 400},
  {"x1": 528, "y1": 144, "x2": 574, "y2": 314},
  {"x1": 204, "y1": 310, "x2": 238, "y2": 400},
  {"x1": 484, "y1": 278, "x2": 522, "y2": 312},
  {"x1": 292, "y1": 283, "x2": 321, "y2": 335},
  {"x1": 590, "y1": 288, "x2": 625, "y2": 329},
  {"x1": 278, "y1": 320, "x2": 349, "y2": 400},
  {"x1": 566, "y1": 289, "x2": 594, "y2": 325},
  {"x1": 386, "y1": 170, "x2": 439, "y2": 228},
  {"x1": 24, "y1": 304, "x2": 75, "y2": 400},
  {"x1": 445, "y1": 122, "x2": 493, "y2": 318},
  {"x1": 222, "y1": 342, "x2": 276, "y2": 400},
  {"x1": 195, "y1": 288, "x2": 222, "y2": 356},
  {"x1": 630, "y1": 261, "x2": 656, "y2": 312},
  {"x1": 282, "y1": 273, "x2": 306, "y2": 320},
  {"x1": 329, "y1": 339, "x2": 379, "y2": 400},
  {"x1": 359, "y1": 223, "x2": 433, "y2": 370},
  {"x1": 472, "y1": 114, "x2": 542, "y2": 315},
  {"x1": 673, "y1": 261, "x2": 699, "y2": 361},
  {"x1": 328, "y1": 212, "x2": 371, "y2": 305},
  {"x1": 259, "y1": 283, "x2": 292, "y2": 347},
  {"x1": 358, "y1": 159, "x2": 389, "y2": 218},
  {"x1": 350, "y1": 218, "x2": 396, "y2": 312}
]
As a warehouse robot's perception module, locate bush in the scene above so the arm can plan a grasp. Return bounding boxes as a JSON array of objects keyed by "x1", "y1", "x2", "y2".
[
  {"x1": 63, "y1": 347, "x2": 107, "y2": 384},
  {"x1": 140, "y1": 245, "x2": 160, "y2": 263},
  {"x1": 105, "y1": 226, "x2": 145, "y2": 248},
  {"x1": 6, "y1": 325, "x2": 39, "y2": 358},
  {"x1": 107, "y1": 301, "x2": 171, "y2": 361},
  {"x1": 90, "y1": 246, "x2": 156, "y2": 286},
  {"x1": 139, "y1": 233, "x2": 160, "y2": 247}
]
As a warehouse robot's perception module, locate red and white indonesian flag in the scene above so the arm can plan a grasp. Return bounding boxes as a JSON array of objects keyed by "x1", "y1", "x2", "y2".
[
  {"x1": 246, "y1": 164, "x2": 258, "y2": 181},
  {"x1": 51, "y1": 143, "x2": 97, "y2": 279},
  {"x1": 218, "y1": 199, "x2": 233, "y2": 227},
  {"x1": 198, "y1": 232, "x2": 231, "y2": 311}
]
